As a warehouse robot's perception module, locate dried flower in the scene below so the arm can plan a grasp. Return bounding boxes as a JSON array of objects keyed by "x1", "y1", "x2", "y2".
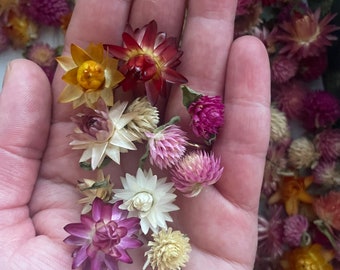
[
  {"x1": 297, "y1": 53, "x2": 328, "y2": 81},
  {"x1": 145, "y1": 124, "x2": 187, "y2": 170},
  {"x1": 270, "y1": 106, "x2": 290, "y2": 143},
  {"x1": 125, "y1": 97, "x2": 159, "y2": 142},
  {"x1": 24, "y1": 0, "x2": 70, "y2": 26},
  {"x1": 234, "y1": 1, "x2": 262, "y2": 36},
  {"x1": 105, "y1": 20, "x2": 187, "y2": 103},
  {"x1": 70, "y1": 100, "x2": 138, "y2": 169},
  {"x1": 271, "y1": 54, "x2": 298, "y2": 84},
  {"x1": 77, "y1": 170, "x2": 113, "y2": 214},
  {"x1": 302, "y1": 90, "x2": 340, "y2": 131},
  {"x1": 276, "y1": 9, "x2": 340, "y2": 59},
  {"x1": 283, "y1": 214, "x2": 309, "y2": 247},
  {"x1": 313, "y1": 160, "x2": 340, "y2": 186},
  {"x1": 269, "y1": 175, "x2": 314, "y2": 216},
  {"x1": 0, "y1": 0, "x2": 19, "y2": 18},
  {"x1": 280, "y1": 244, "x2": 334, "y2": 270},
  {"x1": 112, "y1": 168, "x2": 179, "y2": 234},
  {"x1": 188, "y1": 95, "x2": 224, "y2": 141},
  {"x1": 288, "y1": 137, "x2": 319, "y2": 169},
  {"x1": 314, "y1": 129, "x2": 340, "y2": 162},
  {"x1": 0, "y1": 24, "x2": 10, "y2": 52},
  {"x1": 143, "y1": 227, "x2": 191, "y2": 270},
  {"x1": 57, "y1": 43, "x2": 124, "y2": 108},
  {"x1": 314, "y1": 191, "x2": 340, "y2": 231},
  {"x1": 64, "y1": 198, "x2": 143, "y2": 270},
  {"x1": 171, "y1": 150, "x2": 223, "y2": 197}
]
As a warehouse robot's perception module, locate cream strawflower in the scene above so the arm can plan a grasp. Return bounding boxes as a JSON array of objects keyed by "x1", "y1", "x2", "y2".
[
  {"x1": 112, "y1": 168, "x2": 179, "y2": 234},
  {"x1": 70, "y1": 100, "x2": 138, "y2": 169},
  {"x1": 143, "y1": 228, "x2": 191, "y2": 270}
]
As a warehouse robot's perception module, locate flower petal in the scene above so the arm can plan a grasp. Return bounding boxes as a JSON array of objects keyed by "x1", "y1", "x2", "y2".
[{"x1": 58, "y1": 84, "x2": 84, "y2": 103}]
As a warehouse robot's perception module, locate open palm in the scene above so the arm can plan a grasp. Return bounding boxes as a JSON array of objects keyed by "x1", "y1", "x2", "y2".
[{"x1": 0, "y1": 0, "x2": 270, "y2": 269}]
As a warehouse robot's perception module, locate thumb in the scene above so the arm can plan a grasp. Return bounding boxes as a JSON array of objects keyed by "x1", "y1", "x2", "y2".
[{"x1": 0, "y1": 59, "x2": 52, "y2": 210}]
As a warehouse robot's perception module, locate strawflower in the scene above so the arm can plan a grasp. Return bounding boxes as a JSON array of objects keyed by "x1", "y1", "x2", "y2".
[
  {"x1": 280, "y1": 244, "x2": 334, "y2": 270},
  {"x1": 314, "y1": 191, "x2": 340, "y2": 231},
  {"x1": 268, "y1": 175, "x2": 314, "y2": 216},
  {"x1": 64, "y1": 198, "x2": 143, "y2": 270},
  {"x1": 112, "y1": 168, "x2": 179, "y2": 234},
  {"x1": 0, "y1": 0, "x2": 19, "y2": 18},
  {"x1": 283, "y1": 214, "x2": 310, "y2": 247},
  {"x1": 143, "y1": 227, "x2": 191, "y2": 270},
  {"x1": 287, "y1": 137, "x2": 319, "y2": 169},
  {"x1": 171, "y1": 150, "x2": 223, "y2": 197},
  {"x1": 105, "y1": 20, "x2": 187, "y2": 103},
  {"x1": 70, "y1": 100, "x2": 138, "y2": 169},
  {"x1": 57, "y1": 43, "x2": 124, "y2": 108}
]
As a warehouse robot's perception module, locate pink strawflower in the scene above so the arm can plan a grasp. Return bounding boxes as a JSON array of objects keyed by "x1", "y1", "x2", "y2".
[
  {"x1": 170, "y1": 150, "x2": 223, "y2": 197},
  {"x1": 313, "y1": 160, "x2": 340, "y2": 186},
  {"x1": 145, "y1": 124, "x2": 188, "y2": 170},
  {"x1": 283, "y1": 214, "x2": 309, "y2": 247},
  {"x1": 297, "y1": 53, "x2": 328, "y2": 81},
  {"x1": 301, "y1": 90, "x2": 340, "y2": 131},
  {"x1": 64, "y1": 198, "x2": 143, "y2": 270},
  {"x1": 24, "y1": 0, "x2": 70, "y2": 26},
  {"x1": 188, "y1": 95, "x2": 224, "y2": 141},
  {"x1": 314, "y1": 191, "x2": 340, "y2": 230},
  {"x1": 314, "y1": 129, "x2": 340, "y2": 162},
  {"x1": 271, "y1": 55, "x2": 298, "y2": 84}
]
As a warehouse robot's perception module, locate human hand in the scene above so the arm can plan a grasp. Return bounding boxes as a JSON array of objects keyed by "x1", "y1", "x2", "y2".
[{"x1": 0, "y1": 0, "x2": 270, "y2": 269}]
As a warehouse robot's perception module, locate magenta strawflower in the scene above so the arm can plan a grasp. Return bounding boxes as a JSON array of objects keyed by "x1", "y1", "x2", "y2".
[
  {"x1": 64, "y1": 198, "x2": 143, "y2": 270},
  {"x1": 171, "y1": 150, "x2": 223, "y2": 197},
  {"x1": 271, "y1": 55, "x2": 298, "y2": 84},
  {"x1": 314, "y1": 129, "x2": 340, "y2": 162},
  {"x1": 188, "y1": 95, "x2": 224, "y2": 141},
  {"x1": 283, "y1": 214, "x2": 309, "y2": 247},
  {"x1": 145, "y1": 124, "x2": 188, "y2": 170},
  {"x1": 301, "y1": 90, "x2": 340, "y2": 131},
  {"x1": 24, "y1": 0, "x2": 71, "y2": 26}
]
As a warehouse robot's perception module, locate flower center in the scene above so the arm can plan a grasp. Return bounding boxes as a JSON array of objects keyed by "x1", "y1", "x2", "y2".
[
  {"x1": 128, "y1": 191, "x2": 154, "y2": 212},
  {"x1": 77, "y1": 60, "x2": 105, "y2": 90},
  {"x1": 295, "y1": 256, "x2": 316, "y2": 270},
  {"x1": 126, "y1": 55, "x2": 158, "y2": 81}
]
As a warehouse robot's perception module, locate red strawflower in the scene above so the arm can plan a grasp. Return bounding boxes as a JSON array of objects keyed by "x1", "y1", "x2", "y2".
[
  {"x1": 271, "y1": 54, "x2": 299, "y2": 84},
  {"x1": 105, "y1": 20, "x2": 187, "y2": 104},
  {"x1": 64, "y1": 198, "x2": 143, "y2": 270},
  {"x1": 314, "y1": 129, "x2": 340, "y2": 162},
  {"x1": 24, "y1": 0, "x2": 71, "y2": 26},
  {"x1": 188, "y1": 95, "x2": 224, "y2": 141},
  {"x1": 276, "y1": 9, "x2": 340, "y2": 59},
  {"x1": 301, "y1": 90, "x2": 340, "y2": 131}
]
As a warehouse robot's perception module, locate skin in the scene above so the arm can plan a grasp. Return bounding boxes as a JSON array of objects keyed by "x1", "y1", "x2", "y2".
[{"x1": 0, "y1": 0, "x2": 270, "y2": 269}]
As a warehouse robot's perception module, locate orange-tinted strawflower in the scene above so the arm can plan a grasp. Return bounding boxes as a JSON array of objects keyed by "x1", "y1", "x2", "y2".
[
  {"x1": 56, "y1": 43, "x2": 124, "y2": 108},
  {"x1": 280, "y1": 244, "x2": 334, "y2": 270},
  {"x1": 268, "y1": 175, "x2": 314, "y2": 215},
  {"x1": 105, "y1": 20, "x2": 187, "y2": 104}
]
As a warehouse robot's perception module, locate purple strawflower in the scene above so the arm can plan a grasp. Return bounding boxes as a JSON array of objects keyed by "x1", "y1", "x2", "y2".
[
  {"x1": 188, "y1": 95, "x2": 224, "y2": 141},
  {"x1": 171, "y1": 150, "x2": 223, "y2": 197},
  {"x1": 24, "y1": 0, "x2": 70, "y2": 26},
  {"x1": 283, "y1": 214, "x2": 309, "y2": 247},
  {"x1": 64, "y1": 198, "x2": 143, "y2": 270},
  {"x1": 301, "y1": 90, "x2": 340, "y2": 131}
]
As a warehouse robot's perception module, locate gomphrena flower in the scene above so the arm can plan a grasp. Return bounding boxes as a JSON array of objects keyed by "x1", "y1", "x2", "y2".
[
  {"x1": 287, "y1": 137, "x2": 319, "y2": 170},
  {"x1": 171, "y1": 150, "x2": 224, "y2": 197},
  {"x1": 270, "y1": 54, "x2": 298, "y2": 84},
  {"x1": 143, "y1": 227, "x2": 191, "y2": 270},
  {"x1": 113, "y1": 168, "x2": 179, "y2": 234},
  {"x1": 105, "y1": 20, "x2": 187, "y2": 103},
  {"x1": 276, "y1": 8, "x2": 340, "y2": 59},
  {"x1": 270, "y1": 106, "x2": 290, "y2": 143},
  {"x1": 70, "y1": 100, "x2": 138, "y2": 170},
  {"x1": 188, "y1": 95, "x2": 224, "y2": 141},
  {"x1": 314, "y1": 129, "x2": 340, "y2": 162},
  {"x1": 77, "y1": 170, "x2": 113, "y2": 214},
  {"x1": 314, "y1": 191, "x2": 340, "y2": 231},
  {"x1": 145, "y1": 123, "x2": 188, "y2": 170},
  {"x1": 269, "y1": 175, "x2": 314, "y2": 216},
  {"x1": 280, "y1": 244, "x2": 334, "y2": 270},
  {"x1": 57, "y1": 43, "x2": 124, "y2": 108},
  {"x1": 64, "y1": 198, "x2": 143, "y2": 270},
  {"x1": 297, "y1": 53, "x2": 328, "y2": 81},
  {"x1": 283, "y1": 214, "x2": 309, "y2": 247},
  {"x1": 313, "y1": 160, "x2": 340, "y2": 186},
  {"x1": 125, "y1": 97, "x2": 160, "y2": 142}
]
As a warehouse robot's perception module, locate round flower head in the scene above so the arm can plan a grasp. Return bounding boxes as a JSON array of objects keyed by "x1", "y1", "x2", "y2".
[
  {"x1": 288, "y1": 137, "x2": 319, "y2": 170},
  {"x1": 145, "y1": 124, "x2": 188, "y2": 170},
  {"x1": 270, "y1": 106, "x2": 290, "y2": 143},
  {"x1": 143, "y1": 228, "x2": 191, "y2": 270},
  {"x1": 188, "y1": 95, "x2": 224, "y2": 141},
  {"x1": 314, "y1": 129, "x2": 340, "y2": 162},
  {"x1": 314, "y1": 191, "x2": 340, "y2": 230},
  {"x1": 234, "y1": 0, "x2": 262, "y2": 36},
  {"x1": 0, "y1": 24, "x2": 9, "y2": 52},
  {"x1": 302, "y1": 90, "x2": 340, "y2": 131},
  {"x1": 271, "y1": 54, "x2": 298, "y2": 84},
  {"x1": 113, "y1": 168, "x2": 179, "y2": 234},
  {"x1": 64, "y1": 198, "x2": 143, "y2": 270},
  {"x1": 57, "y1": 43, "x2": 124, "y2": 108},
  {"x1": 297, "y1": 53, "x2": 328, "y2": 81},
  {"x1": 171, "y1": 150, "x2": 224, "y2": 197},
  {"x1": 283, "y1": 214, "x2": 309, "y2": 247},
  {"x1": 313, "y1": 160, "x2": 340, "y2": 186}
]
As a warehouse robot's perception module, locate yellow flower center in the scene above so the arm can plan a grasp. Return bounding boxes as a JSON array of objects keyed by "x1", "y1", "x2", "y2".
[
  {"x1": 128, "y1": 192, "x2": 154, "y2": 212},
  {"x1": 77, "y1": 60, "x2": 105, "y2": 90}
]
